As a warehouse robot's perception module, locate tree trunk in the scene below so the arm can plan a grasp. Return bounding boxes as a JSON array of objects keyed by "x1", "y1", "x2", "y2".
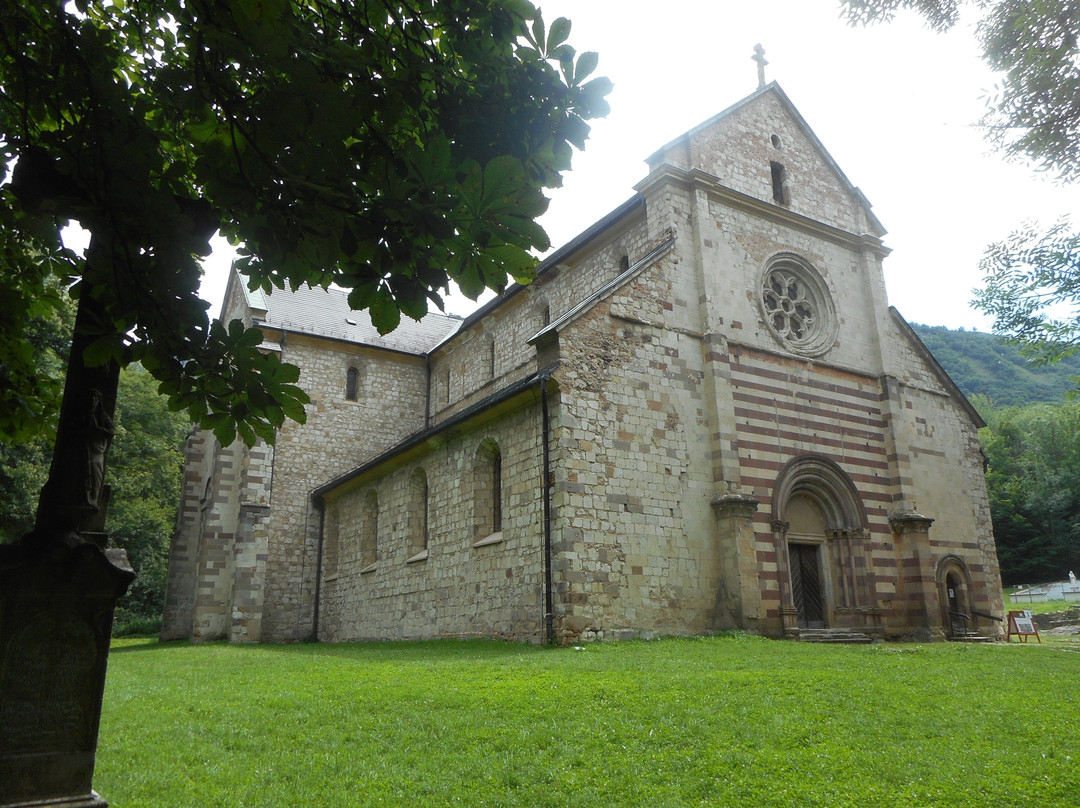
[{"x1": 31, "y1": 274, "x2": 120, "y2": 545}]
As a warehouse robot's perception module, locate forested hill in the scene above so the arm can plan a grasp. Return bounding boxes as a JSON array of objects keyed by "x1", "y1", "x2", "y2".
[{"x1": 910, "y1": 324, "x2": 1080, "y2": 406}]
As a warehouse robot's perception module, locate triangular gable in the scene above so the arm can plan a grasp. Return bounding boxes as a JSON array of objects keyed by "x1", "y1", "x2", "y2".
[
  {"x1": 220, "y1": 263, "x2": 263, "y2": 324},
  {"x1": 646, "y1": 82, "x2": 884, "y2": 238}
]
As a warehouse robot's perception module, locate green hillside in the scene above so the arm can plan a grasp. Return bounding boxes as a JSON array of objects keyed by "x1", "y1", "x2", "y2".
[{"x1": 910, "y1": 323, "x2": 1080, "y2": 406}]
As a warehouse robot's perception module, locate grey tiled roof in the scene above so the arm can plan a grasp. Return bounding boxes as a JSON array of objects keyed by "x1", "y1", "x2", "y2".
[{"x1": 254, "y1": 283, "x2": 461, "y2": 355}]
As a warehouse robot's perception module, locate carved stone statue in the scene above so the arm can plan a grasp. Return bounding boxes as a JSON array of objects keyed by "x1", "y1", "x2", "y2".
[
  {"x1": 33, "y1": 386, "x2": 115, "y2": 541},
  {"x1": 80, "y1": 388, "x2": 114, "y2": 513}
]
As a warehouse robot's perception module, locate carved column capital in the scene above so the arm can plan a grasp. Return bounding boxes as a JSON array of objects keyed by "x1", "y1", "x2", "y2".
[
  {"x1": 771, "y1": 519, "x2": 789, "y2": 535},
  {"x1": 711, "y1": 493, "x2": 761, "y2": 520},
  {"x1": 888, "y1": 511, "x2": 934, "y2": 535}
]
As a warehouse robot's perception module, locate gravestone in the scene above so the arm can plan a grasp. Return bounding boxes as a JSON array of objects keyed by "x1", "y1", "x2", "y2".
[{"x1": 0, "y1": 538, "x2": 134, "y2": 808}]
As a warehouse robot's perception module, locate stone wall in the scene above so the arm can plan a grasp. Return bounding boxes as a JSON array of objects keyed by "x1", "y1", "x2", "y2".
[
  {"x1": 259, "y1": 335, "x2": 429, "y2": 642},
  {"x1": 547, "y1": 251, "x2": 720, "y2": 641},
  {"x1": 319, "y1": 400, "x2": 547, "y2": 642}
]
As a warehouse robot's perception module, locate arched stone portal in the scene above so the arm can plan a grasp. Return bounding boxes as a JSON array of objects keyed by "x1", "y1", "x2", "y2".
[
  {"x1": 771, "y1": 455, "x2": 878, "y2": 636},
  {"x1": 936, "y1": 555, "x2": 975, "y2": 638}
]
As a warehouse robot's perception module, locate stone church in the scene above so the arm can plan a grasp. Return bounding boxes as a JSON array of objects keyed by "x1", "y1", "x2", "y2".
[{"x1": 161, "y1": 82, "x2": 1004, "y2": 645}]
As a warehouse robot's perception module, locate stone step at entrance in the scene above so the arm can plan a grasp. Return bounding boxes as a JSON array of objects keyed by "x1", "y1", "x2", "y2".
[
  {"x1": 948, "y1": 631, "x2": 995, "y2": 643},
  {"x1": 797, "y1": 628, "x2": 874, "y2": 644}
]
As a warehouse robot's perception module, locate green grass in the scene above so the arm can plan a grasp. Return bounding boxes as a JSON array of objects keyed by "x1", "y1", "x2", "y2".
[{"x1": 98, "y1": 636, "x2": 1079, "y2": 808}]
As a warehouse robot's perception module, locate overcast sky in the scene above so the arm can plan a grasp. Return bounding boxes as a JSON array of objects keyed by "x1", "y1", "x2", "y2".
[{"x1": 200, "y1": 0, "x2": 1080, "y2": 330}]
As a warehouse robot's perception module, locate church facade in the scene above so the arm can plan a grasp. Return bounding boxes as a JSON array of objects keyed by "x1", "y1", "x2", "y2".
[{"x1": 161, "y1": 83, "x2": 1004, "y2": 644}]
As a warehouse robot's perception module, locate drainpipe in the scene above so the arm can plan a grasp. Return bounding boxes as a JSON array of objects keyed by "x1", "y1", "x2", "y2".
[
  {"x1": 311, "y1": 495, "x2": 325, "y2": 641},
  {"x1": 541, "y1": 374, "x2": 554, "y2": 643},
  {"x1": 424, "y1": 353, "x2": 432, "y2": 429}
]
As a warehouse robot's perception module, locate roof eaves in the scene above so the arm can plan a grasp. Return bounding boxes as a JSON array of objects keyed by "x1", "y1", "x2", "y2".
[{"x1": 889, "y1": 307, "x2": 984, "y2": 428}]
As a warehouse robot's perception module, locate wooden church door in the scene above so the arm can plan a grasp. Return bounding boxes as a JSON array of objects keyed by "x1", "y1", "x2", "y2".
[
  {"x1": 789, "y1": 543, "x2": 825, "y2": 629},
  {"x1": 786, "y1": 494, "x2": 830, "y2": 630}
]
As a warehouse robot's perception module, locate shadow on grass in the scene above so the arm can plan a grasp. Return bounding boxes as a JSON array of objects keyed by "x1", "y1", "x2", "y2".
[
  {"x1": 109, "y1": 637, "x2": 210, "y2": 654},
  {"x1": 108, "y1": 635, "x2": 554, "y2": 661}
]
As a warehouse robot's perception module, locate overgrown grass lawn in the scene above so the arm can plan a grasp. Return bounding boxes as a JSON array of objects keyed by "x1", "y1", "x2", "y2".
[{"x1": 99, "y1": 636, "x2": 1078, "y2": 807}]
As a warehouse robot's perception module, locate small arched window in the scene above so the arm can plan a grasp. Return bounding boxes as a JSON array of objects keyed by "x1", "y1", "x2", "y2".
[
  {"x1": 345, "y1": 367, "x2": 359, "y2": 401},
  {"x1": 619, "y1": 254, "x2": 630, "y2": 274},
  {"x1": 484, "y1": 337, "x2": 496, "y2": 382},
  {"x1": 473, "y1": 438, "x2": 503, "y2": 541}
]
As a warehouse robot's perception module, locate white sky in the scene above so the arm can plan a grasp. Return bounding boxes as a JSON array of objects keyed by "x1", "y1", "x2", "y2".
[{"x1": 198, "y1": 0, "x2": 1080, "y2": 330}]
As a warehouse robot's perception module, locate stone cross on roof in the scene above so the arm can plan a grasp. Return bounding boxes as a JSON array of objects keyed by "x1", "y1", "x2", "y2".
[{"x1": 752, "y1": 43, "x2": 768, "y2": 88}]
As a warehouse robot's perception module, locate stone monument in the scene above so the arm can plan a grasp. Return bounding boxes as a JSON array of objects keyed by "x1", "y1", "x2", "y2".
[{"x1": 1, "y1": 373, "x2": 134, "y2": 807}]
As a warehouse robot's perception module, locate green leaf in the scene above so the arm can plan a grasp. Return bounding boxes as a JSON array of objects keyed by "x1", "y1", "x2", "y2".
[
  {"x1": 547, "y1": 17, "x2": 571, "y2": 54},
  {"x1": 575, "y1": 51, "x2": 598, "y2": 84}
]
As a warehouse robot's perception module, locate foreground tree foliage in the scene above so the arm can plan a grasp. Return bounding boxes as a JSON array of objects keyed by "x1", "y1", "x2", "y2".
[
  {"x1": 973, "y1": 219, "x2": 1080, "y2": 363},
  {"x1": 841, "y1": 0, "x2": 1080, "y2": 363},
  {"x1": 1, "y1": 0, "x2": 610, "y2": 451},
  {"x1": 974, "y1": 395, "x2": 1080, "y2": 585},
  {"x1": 0, "y1": 361, "x2": 188, "y2": 622},
  {"x1": 841, "y1": 0, "x2": 1080, "y2": 180}
]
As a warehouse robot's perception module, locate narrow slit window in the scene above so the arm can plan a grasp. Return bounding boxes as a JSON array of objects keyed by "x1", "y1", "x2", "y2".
[
  {"x1": 345, "y1": 367, "x2": 359, "y2": 401},
  {"x1": 770, "y1": 161, "x2": 788, "y2": 205}
]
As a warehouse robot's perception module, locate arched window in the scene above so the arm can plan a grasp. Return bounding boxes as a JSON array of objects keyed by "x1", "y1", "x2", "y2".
[
  {"x1": 360, "y1": 490, "x2": 378, "y2": 571},
  {"x1": 618, "y1": 254, "x2": 630, "y2": 274},
  {"x1": 473, "y1": 438, "x2": 503, "y2": 542},
  {"x1": 535, "y1": 297, "x2": 551, "y2": 328},
  {"x1": 345, "y1": 366, "x2": 359, "y2": 401},
  {"x1": 408, "y1": 467, "x2": 429, "y2": 561}
]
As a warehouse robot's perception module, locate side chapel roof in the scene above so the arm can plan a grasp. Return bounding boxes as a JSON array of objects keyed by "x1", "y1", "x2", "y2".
[{"x1": 240, "y1": 278, "x2": 462, "y2": 355}]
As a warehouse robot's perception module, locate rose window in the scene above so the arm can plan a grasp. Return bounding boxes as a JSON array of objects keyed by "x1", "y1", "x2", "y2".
[
  {"x1": 757, "y1": 255, "x2": 836, "y2": 356},
  {"x1": 763, "y1": 271, "x2": 815, "y2": 342}
]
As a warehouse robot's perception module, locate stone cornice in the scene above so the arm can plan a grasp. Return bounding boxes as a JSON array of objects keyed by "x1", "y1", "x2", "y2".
[{"x1": 634, "y1": 163, "x2": 891, "y2": 258}]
